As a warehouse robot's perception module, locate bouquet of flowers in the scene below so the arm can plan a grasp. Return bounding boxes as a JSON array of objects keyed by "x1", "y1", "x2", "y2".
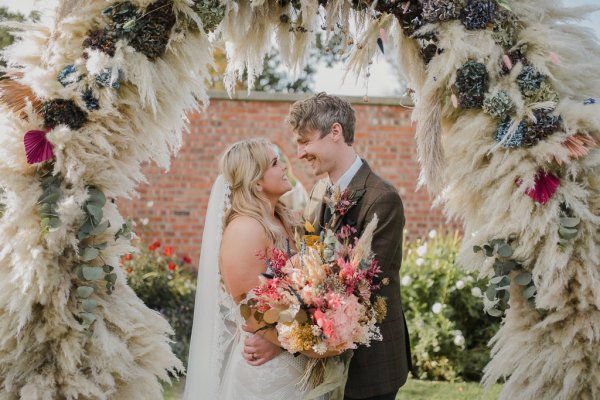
[{"x1": 241, "y1": 216, "x2": 387, "y2": 357}]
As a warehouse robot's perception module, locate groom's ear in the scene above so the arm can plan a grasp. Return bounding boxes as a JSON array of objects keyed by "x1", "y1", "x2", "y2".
[{"x1": 330, "y1": 122, "x2": 343, "y2": 142}]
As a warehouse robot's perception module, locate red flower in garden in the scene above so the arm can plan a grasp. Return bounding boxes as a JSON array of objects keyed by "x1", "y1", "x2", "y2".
[
  {"x1": 167, "y1": 262, "x2": 176, "y2": 271},
  {"x1": 148, "y1": 239, "x2": 161, "y2": 251},
  {"x1": 163, "y1": 246, "x2": 174, "y2": 257},
  {"x1": 125, "y1": 253, "x2": 133, "y2": 261},
  {"x1": 182, "y1": 256, "x2": 192, "y2": 264}
]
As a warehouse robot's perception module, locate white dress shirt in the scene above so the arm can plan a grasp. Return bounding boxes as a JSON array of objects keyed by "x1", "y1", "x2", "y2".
[{"x1": 328, "y1": 155, "x2": 363, "y2": 192}]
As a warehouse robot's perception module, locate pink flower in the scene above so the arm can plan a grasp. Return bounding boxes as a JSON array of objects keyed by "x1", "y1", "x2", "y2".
[
  {"x1": 313, "y1": 309, "x2": 335, "y2": 339},
  {"x1": 24, "y1": 129, "x2": 54, "y2": 164},
  {"x1": 523, "y1": 171, "x2": 560, "y2": 205}
]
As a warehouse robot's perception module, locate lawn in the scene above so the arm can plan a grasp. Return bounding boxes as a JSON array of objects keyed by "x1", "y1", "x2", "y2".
[{"x1": 163, "y1": 378, "x2": 502, "y2": 399}]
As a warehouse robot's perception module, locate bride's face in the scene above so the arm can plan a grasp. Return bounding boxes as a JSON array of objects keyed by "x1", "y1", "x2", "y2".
[{"x1": 258, "y1": 147, "x2": 292, "y2": 200}]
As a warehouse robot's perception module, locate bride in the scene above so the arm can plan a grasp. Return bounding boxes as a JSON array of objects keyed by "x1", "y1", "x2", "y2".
[{"x1": 183, "y1": 138, "x2": 336, "y2": 400}]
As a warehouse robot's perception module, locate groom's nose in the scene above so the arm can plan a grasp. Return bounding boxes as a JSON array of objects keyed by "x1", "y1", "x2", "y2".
[{"x1": 297, "y1": 144, "x2": 307, "y2": 159}]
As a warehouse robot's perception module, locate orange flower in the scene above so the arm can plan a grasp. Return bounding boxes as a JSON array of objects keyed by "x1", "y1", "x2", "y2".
[
  {"x1": 168, "y1": 262, "x2": 176, "y2": 271},
  {"x1": 126, "y1": 267, "x2": 133, "y2": 273},
  {"x1": 163, "y1": 246, "x2": 174, "y2": 257}
]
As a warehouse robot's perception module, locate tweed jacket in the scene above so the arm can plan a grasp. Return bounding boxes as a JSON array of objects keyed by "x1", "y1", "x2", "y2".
[{"x1": 304, "y1": 161, "x2": 412, "y2": 399}]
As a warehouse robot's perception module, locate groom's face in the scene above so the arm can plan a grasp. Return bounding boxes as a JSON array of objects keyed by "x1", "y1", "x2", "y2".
[{"x1": 295, "y1": 129, "x2": 334, "y2": 177}]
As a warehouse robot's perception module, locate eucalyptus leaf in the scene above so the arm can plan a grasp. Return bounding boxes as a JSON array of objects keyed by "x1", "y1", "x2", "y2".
[
  {"x1": 473, "y1": 245, "x2": 482, "y2": 253},
  {"x1": 80, "y1": 312, "x2": 97, "y2": 325},
  {"x1": 502, "y1": 290, "x2": 510, "y2": 302},
  {"x1": 522, "y1": 285, "x2": 537, "y2": 299},
  {"x1": 483, "y1": 245, "x2": 494, "y2": 257},
  {"x1": 487, "y1": 307, "x2": 504, "y2": 317},
  {"x1": 102, "y1": 264, "x2": 114, "y2": 273},
  {"x1": 496, "y1": 0, "x2": 512, "y2": 11},
  {"x1": 82, "y1": 266, "x2": 104, "y2": 280},
  {"x1": 240, "y1": 304, "x2": 251, "y2": 320},
  {"x1": 560, "y1": 217, "x2": 580, "y2": 228},
  {"x1": 263, "y1": 308, "x2": 281, "y2": 324},
  {"x1": 514, "y1": 272, "x2": 532, "y2": 286},
  {"x1": 94, "y1": 242, "x2": 108, "y2": 250},
  {"x1": 79, "y1": 218, "x2": 93, "y2": 234},
  {"x1": 77, "y1": 286, "x2": 94, "y2": 298},
  {"x1": 90, "y1": 220, "x2": 110, "y2": 236},
  {"x1": 80, "y1": 247, "x2": 99, "y2": 262},
  {"x1": 558, "y1": 238, "x2": 570, "y2": 247},
  {"x1": 490, "y1": 275, "x2": 506, "y2": 285},
  {"x1": 82, "y1": 299, "x2": 98, "y2": 313},
  {"x1": 38, "y1": 189, "x2": 61, "y2": 204},
  {"x1": 87, "y1": 187, "x2": 106, "y2": 207},
  {"x1": 86, "y1": 204, "x2": 103, "y2": 224},
  {"x1": 497, "y1": 244, "x2": 513, "y2": 258},
  {"x1": 558, "y1": 226, "x2": 578, "y2": 240},
  {"x1": 485, "y1": 286, "x2": 497, "y2": 301},
  {"x1": 105, "y1": 273, "x2": 117, "y2": 284}
]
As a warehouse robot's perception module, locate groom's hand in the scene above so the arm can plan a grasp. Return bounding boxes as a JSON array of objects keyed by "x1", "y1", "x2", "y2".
[{"x1": 241, "y1": 325, "x2": 282, "y2": 366}]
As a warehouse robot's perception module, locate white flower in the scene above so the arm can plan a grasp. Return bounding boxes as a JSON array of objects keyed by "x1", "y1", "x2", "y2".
[
  {"x1": 312, "y1": 342, "x2": 327, "y2": 355},
  {"x1": 471, "y1": 287, "x2": 482, "y2": 297},
  {"x1": 140, "y1": 218, "x2": 149, "y2": 226},
  {"x1": 416, "y1": 244, "x2": 428, "y2": 257},
  {"x1": 455, "y1": 280, "x2": 465, "y2": 290},
  {"x1": 146, "y1": 201, "x2": 154, "y2": 207},
  {"x1": 401, "y1": 275, "x2": 412, "y2": 286},
  {"x1": 431, "y1": 303, "x2": 442, "y2": 314},
  {"x1": 415, "y1": 258, "x2": 425, "y2": 266},
  {"x1": 453, "y1": 335, "x2": 465, "y2": 347},
  {"x1": 428, "y1": 229, "x2": 437, "y2": 239}
]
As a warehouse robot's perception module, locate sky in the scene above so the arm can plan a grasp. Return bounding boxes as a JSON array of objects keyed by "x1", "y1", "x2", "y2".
[{"x1": 1, "y1": 0, "x2": 599, "y2": 97}]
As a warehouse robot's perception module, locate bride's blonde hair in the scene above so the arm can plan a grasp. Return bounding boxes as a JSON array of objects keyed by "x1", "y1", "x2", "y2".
[{"x1": 220, "y1": 138, "x2": 296, "y2": 248}]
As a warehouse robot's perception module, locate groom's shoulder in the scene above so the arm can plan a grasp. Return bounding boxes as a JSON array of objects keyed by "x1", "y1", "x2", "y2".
[{"x1": 364, "y1": 167, "x2": 399, "y2": 198}]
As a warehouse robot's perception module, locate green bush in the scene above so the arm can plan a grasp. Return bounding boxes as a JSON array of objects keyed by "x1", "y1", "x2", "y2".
[
  {"x1": 123, "y1": 238, "x2": 196, "y2": 367},
  {"x1": 401, "y1": 231, "x2": 500, "y2": 382}
]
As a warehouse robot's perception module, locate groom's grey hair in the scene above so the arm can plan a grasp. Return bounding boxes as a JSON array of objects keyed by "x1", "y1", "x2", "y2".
[{"x1": 286, "y1": 92, "x2": 356, "y2": 145}]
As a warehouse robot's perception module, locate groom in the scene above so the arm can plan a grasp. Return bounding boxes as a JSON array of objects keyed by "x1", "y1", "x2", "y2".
[{"x1": 243, "y1": 93, "x2": 411, "y2": 399}]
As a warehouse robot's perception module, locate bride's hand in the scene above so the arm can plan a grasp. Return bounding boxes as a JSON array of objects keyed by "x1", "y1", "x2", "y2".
[{"x1": 241, "y1": 325, "x2": 282, "y2": 366}]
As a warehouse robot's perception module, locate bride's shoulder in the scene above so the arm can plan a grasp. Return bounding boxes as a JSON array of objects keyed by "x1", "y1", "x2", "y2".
[{"x1": 223, "y1": 216, "x2": 265, "y2": 241}]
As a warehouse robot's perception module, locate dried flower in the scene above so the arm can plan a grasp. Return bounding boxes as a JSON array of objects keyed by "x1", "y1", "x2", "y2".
[
  {"x1": 396, "y1": 0, "x2": 425, "y2": 37},
  {"x1": 495, "y1": 120, "x2": 525, "y2": 148},
  {"x1": 83, "y1": 29, "x2": 117, "y2": 57},
  {"x1": 192, "y1": 0, "x2": 226, "y2": 33},
  {"x1": 461, "y1": 0, "x2": 496, "y2": 30},
  {"x1": 103, "y1": 1, "x2": 139, "y2": 36},
  {"x1": 95, "y1": 68, "x2": 123, "y2": 89},
  {"x1": 42, "y1": 99, "x2": 88, "y2": 130},
  {"x1": 522, "y1": 110, "x2": 562, "y2": 147},
  {"x1": 584, "y1": 98, "x2": 596, "y2": 105},
  {"x1": 57, "y1": 65, "x2": 79, "y2": 87},
  {"x1": 24, "y1": 129, "x2": 54, "y2": 164},
  {"x1": 516, "y1": 65, "x2": 545, "y2": 96},
  {"x1": 492, "y1": 9, "x2": 520, "y2": 49},
  {"x1": 455, "y1": 61, "x2": 489, "y2": 108},
  {"x1": 522, "y1": 81, "x2": 559, "y2": 106},
  {"x1": 128, "y1": 0, "x2": 176, "y2": 60},
  {"x1": 81, "y1": 88, "x2": 100, "y2": 111},
  {"x1": 373, "y1": 296, "x2": 388, "y2": 323},
  {"x1": 420, "y1": 0, "x2": 461, "y2": 23},
  {"x1": 561, "y1": 133, "x2": 597, "y2": 160},
  {"x1": 523, "y1": 170, "x2": 560, "y2": 205},
  {"x1": 483, "y1": 91, "x2": 515, "y2": 120}
]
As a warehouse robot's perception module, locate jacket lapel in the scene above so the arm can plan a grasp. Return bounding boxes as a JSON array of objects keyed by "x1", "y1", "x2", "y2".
[{"x1": 329, "y1": 161, "x2": 371, "y2": 232}]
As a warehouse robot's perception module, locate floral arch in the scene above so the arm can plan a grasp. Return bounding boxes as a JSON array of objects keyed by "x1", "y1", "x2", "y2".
[{"x1": 0, "y1": 0, "x2": 599, "y2": 399}]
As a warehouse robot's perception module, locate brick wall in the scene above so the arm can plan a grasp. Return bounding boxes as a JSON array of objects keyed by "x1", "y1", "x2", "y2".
[{"x1": 117, "y1": 92, "x2": 459, "y2": 265}]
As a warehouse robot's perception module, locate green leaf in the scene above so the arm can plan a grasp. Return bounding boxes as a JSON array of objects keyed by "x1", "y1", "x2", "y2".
[
  {"x1": 76, "y1": 286, "x2": 94, "y2": 298},
  {"x1": 79, "y1": 218, "x2": 94, "y2": 234},
  {"x1": 80, "y1": 247, "x2": 99, "y2": 262},
  {"x1": 82, "y1": 266, "x2": 104, "y2": 280},
  {"x1": 560, "y1": 217, "x2": 580, "y2": 228},
  {"x1": 483, "y1": 245, "x2": 494, "y2": 257},
  {"x1": 82, "y1": 299, "x2": 97, "y2": 313},
  {"x1": 473, "y1": 245, "x2": 482, "y2": 253},
  {"x1": 86, "y1": 204, "x2": 103, "y2": 224},
  {"x1": 490, "y1": 275, "x2": 506, "y2": 285},
  {"x1": 485, "y1": 286, "x2": 497, "y2": 301},
  {"x1": 94, "y1": 242, "x2": 108, "y2": 250},
  {"x1": 522, "y1": 285, "x2": 537, "y2": 299},
  {"x1": 105, "y1": 273, "x2": 117, "y2": 284},
  {"x1": 87, "y1": 187, "x2": 106, "y2": 208},
  {"x1": 502, "y1": 290, "x2": 510, "y2": 303},
  {"x1": 80, "y1": 312, "x2": 97, "y2": 325},
  {"x1": 558, "y1": 226, "x2": 578, "y2": 240},
  {"x1": 38, "y1": 189, "x2": 61, "y2": 204},
  {"x1": 514, "y1": 272, "x2": 532, "y2": 286},
  {"x1": 497, "y1": 244, "x2": 513, "y2": 258},
  {"x1": 496, "y1": 0, "x2": 512, "y2": 11},
  {"x1": 487, "y1": 307, "x2": 504, "y2": 317},
  {"x1": 102, "y1": 264, "x2": 114, "y2": 273},
  {"x1": 90, "y1": 220, "x2": 110, "y2": 236}
]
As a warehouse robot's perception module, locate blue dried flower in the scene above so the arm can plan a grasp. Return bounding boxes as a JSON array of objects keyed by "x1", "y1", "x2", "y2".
[
  {"x1": 57, "y1": 65, "x2": 79, "y2": 87},
  {"x1": 420, "y1": 0, "x2": 461, "y2": 23},
  {"x1": 461, "y1": 0, "x2": 496, "y2": 30},
  {"x1": 483, "y1": 91, "x2": 515, "y2": 120},
  {"x1": 495, "y1": 120, "x2": 525, "y2": 148},
  {"x1": 584, "y1": 98, "x2": 596, "y2": 105},
  {"x1": 516, "y1": 65, "x2": 545, "y2": 96},
  {"x1": 95, "y1": 68, "x2": 124, "y2": 89},
  {"x1": 522, "y1": 110, "x2": 562, "y2": 146},
  {"x1": 81, "y1": 88, "x2": 100, "y2": 111},
  {"x1": 103, "y1": 2, "x2": 138, "y2": 36},
  {"x1": 456, "y1": 60, "x2": 489, "y2": 109}
]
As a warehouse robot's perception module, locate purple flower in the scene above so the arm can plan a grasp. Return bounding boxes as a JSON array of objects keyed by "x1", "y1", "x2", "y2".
[{"x1": 24, "y1": 129, "x2": 54, "y2": 164}]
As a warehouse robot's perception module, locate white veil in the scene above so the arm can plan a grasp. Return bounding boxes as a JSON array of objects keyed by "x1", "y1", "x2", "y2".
[{"x1": 183, "y1": 175, "x2": 237, "y2": 399}]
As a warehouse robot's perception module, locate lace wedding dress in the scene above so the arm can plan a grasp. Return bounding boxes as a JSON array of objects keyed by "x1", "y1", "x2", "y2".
[{"x1": 183, "y1": 176, "x2": 310, "y2": 400}]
